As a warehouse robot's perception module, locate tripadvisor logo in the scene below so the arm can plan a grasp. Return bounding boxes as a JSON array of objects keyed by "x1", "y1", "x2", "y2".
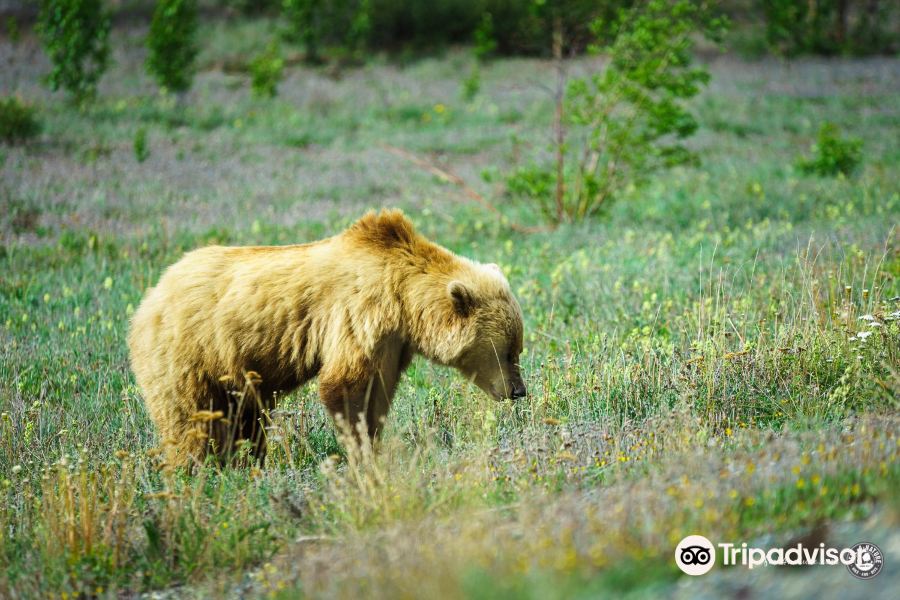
[
  {"x1": 675, "y1": 535, "x2": 715, "y2": 576},
  {"x1": 674, "y1": 535, "x2": 884, "y2": 579}
]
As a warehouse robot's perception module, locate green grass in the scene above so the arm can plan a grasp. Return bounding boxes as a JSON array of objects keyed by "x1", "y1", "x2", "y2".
[{"x1": 1, "y1": 18, "x2": 899, "y2": 599}]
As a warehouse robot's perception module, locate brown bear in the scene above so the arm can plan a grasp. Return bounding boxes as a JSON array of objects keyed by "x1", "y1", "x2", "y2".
[{"x1": 128, "y1": 209, "x2": 526, "y2": 466}]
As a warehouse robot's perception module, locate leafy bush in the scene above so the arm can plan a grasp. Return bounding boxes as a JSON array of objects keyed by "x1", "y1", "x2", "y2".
[
  {"x1": 282, "y1": 0, "x2": 324, "y2": 63},
  {"x1": 346, "y1": 0, "x2": 373, "y2": 59},
  {"x1": 797, "y1": 123, "x2": 863, "y2": 177},
  {"x1": 508, "y1": 0, "x2": 726, "y2": 223},
  {"x1": 459, "y1": 12, "x2": 495, "y2": 103},
  {"x1": 133, "y1": 127, "x2": 149, "y2": 162},
  {"x1": 37, "y1": 0, "x2": 111, "y2": 102},
  {"x1": 282, "y1": 0, "x2": 371, "y2": 63},
  {"x1": 282, "y1": 0, "x2": 318, "y2": 63},
  {"x1": 460, "y1": 64, "x2": 480, "y2": 102},
  {"x1": 0, "y1": 97, "x2": 41, "y2": 144},
  {"x1": 147, "y1": 0, "x2": 199, "y2": 93},
  {"x1": 472, "y1": 12, "x2": 496, "y2": 61},
  {"x1": 762, "y1": 0, "x2": 897, "y2": 56},
  {"x1": 5, "y1": 16, "x2": 21, "y2": 44},
  {"x1": 250, "y1": 43, "x2": 285, "y2": 98}
]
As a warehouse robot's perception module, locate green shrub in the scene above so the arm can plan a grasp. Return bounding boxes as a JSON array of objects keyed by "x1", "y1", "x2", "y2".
[
  {"x1": 797, "y1": 123, "x2": 863, "y2": 177},
  {"x1": 250, "y1": 43, "x2": 285, "y2": 98},
  {"x1": 5, "y1": 16, "x2": 21, "y2": 44},
  {"x1": 147, "y1": 0, "x2": 199, "y2": 93},
  {"x1": 850, "y1": 0, "x2": 898, "y2": 55},
  {"x1": 282, "y1": 0, "x2": 370, "y2": 63},
  {"x1": 347, "y1": 0, "x2": 373, "y2": 59},
  {"x1": 37, "y1": 0, "x2": 111, "y2": 102},
  {"x1": 459, "y1": 12, "x2": 494, "y2": 103},
  {"x1": 282, "y1": 0, "x2": 323, "y2": 63},
  {"x1": 504, "y1": 167, "x2": 555, "y2": 215},
  {"x1": 0, "y1": 97, "x2": 41, "y2": 144},
  {"x1": 133, "y1": 127, "x2": 149, "y2": 162},
  {"x1": 762, "y1": 0, "x2": 897, "y2": 56},
  {"x1": 460, "y1": 64, "x2": 480, "y2": 102},
  {"x1": 473, "y1": 12, "x2": 496, "y2": 61}
]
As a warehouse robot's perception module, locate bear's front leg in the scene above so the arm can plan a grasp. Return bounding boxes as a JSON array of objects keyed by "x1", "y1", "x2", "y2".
[{"x1": 318, "y1": 343, "x2": 412, "y2": 441}]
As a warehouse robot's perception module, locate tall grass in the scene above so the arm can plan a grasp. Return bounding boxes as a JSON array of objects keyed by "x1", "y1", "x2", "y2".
[{"x1": 1, "y1": 20, "x2": 898, "y2": 598}]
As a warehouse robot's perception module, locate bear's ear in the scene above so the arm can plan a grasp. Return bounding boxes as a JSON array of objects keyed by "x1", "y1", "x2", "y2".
[{"x1": 448, "y1": 280, "x2": 476, "y2": 316}]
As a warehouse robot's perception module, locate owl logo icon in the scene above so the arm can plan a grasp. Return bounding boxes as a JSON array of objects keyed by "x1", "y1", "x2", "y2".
[{"x1": 675, "y1": 535, "x2": 716, "y2": 576}]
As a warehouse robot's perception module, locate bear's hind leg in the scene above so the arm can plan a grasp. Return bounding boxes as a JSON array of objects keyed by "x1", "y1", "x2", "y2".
[
  {"x1": 233, "y1": 403, "x2": 269, "y2": 466},
  {"x1": 203, "y1": 395, "x2": 270, "y2": 466}
]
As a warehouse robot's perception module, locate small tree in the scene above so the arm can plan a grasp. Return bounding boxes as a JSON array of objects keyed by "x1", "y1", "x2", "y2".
[
  {"x1": 762, "y1": 0, "x2": 846, "y2": 55},
  {"x1": 473, "y1": 12, "x2": 497, "y2": 61},
  {"x1": 346, "y1": 0, "x2": 372, "y2": 60},
  {"x1": 250, "y1": 42, "x2": 285, "y2": 98},
  {"x1": 507, "y1": 0, "x2": 726, "y2": 223},
  {"x1": 0, "y1": 96, "x2": 41, "y2": 144},
  {"x1": 133, "y1": 126, "x2": 150, "y2": 162},
  {"x1": 37, "y1": 0, "x2": 111, "y2": 102},
  {"x1": 283, "y1": 0, "x2": 371, "y2": 64},
  {"x1": 147, "y1": 0, "x2": 199, "y2": 94},
  {"x1": 797, "y1": 123, "x2": 863, "y2": 177},
  {"x1": 460, "y1": 12, "x2": 497, "y2": 102},
  {"x1": 283, "y1": 0, "x2": 322, "y2": 64}
]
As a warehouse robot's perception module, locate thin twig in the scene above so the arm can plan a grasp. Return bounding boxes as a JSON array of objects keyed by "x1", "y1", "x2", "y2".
[
  {"x1": 381, "y1": 144, "x2": 554, "y2": 234},
  {"x1": 552, "y1": 16, "x2": 567, "y2": 224},
  {"x1": 294, "y1": 534, "x2": 332, "y2": 544}
]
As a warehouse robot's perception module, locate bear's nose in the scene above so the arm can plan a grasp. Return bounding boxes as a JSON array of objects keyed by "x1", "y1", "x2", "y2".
[{"x1": 511, "y1": 385, "x2": 527, "y2": 399}]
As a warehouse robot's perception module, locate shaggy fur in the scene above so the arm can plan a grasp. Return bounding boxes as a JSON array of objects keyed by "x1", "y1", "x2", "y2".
[{"x1": 128, "y1": 209, "x2": 526, "y2": 466}]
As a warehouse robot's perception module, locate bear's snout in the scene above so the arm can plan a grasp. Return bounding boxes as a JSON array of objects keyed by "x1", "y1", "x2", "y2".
[{"x1": 505, "y1": 374, "x2": 526, "y2": 400}]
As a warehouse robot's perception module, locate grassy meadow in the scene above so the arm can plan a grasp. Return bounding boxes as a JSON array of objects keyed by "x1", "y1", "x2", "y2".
[{"x1": 2, "y1": 16, "x2": 899, "y2": 599}]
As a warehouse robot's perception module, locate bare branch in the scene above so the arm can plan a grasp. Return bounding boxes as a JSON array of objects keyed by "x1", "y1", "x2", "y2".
[{"x1": 381, "y1": 144, "x2": 554, "y2": 234}]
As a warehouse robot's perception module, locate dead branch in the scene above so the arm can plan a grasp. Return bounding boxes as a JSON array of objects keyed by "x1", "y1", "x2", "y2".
[{"x1": 381, "y1": 144, "x2": 554, "y2": 234}]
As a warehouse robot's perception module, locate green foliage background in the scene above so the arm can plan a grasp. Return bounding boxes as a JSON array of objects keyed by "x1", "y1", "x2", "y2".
[
  {"x1": 147, "y1": 0, "x2": 199, "y2": 93},
  {"x1": 37, "y1": 0, "x2": 111, "y2": 101}
]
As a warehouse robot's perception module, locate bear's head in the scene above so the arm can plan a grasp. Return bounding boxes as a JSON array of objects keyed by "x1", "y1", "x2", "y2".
[
  {"x1": 443, "y1": 263, "x2": 527, "y2": 401},
  {"x1": 355, "y1": 209, "x2": 527, "y2": 400}
]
